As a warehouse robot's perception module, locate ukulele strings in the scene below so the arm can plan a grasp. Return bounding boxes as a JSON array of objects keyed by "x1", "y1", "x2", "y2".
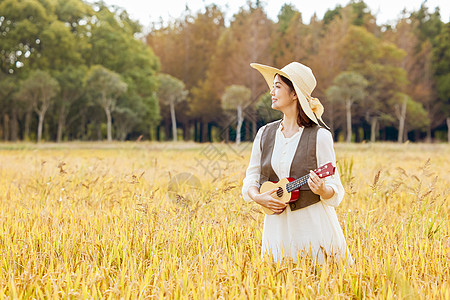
[{"x1": 286, "y1": 174, "x2": 309, "y2": 193}]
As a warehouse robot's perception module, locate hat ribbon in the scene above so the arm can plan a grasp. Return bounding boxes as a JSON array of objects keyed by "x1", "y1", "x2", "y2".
[{"x1": 306, "y1": 95, "x2": 324, "y2": 119}]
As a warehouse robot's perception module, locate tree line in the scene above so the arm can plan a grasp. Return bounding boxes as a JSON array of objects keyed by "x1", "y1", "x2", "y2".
[
  {"x1": 0, "y1": 0, "x2": 159, "y2": 142},
  {"x1": 0, "y1": 0, "x2": 448, "y2": 143},
  {"x1": 148, "y1": 1, "x2": 449, "y2": 143}
]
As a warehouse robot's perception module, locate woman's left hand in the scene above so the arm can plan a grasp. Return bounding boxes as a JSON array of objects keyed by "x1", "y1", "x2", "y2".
[{"x1": 308, "y1": 170, "x2": 334, "y2": 199}]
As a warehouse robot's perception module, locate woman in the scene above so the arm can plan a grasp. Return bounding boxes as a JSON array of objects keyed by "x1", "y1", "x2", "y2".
[{"x1": 242, "y1": 62, "x2": 352, "y2": 264}]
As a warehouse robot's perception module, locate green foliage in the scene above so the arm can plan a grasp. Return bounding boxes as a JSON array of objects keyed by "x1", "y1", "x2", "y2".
[
  {"x1": 17, "y1": 69, "x2": 60, "y2": 142},
  {"x1": 327, "y1": 71, "x2": 368, "y2": 104},
  {"x1": 85, "y1": 65, "x2": 127, "y2": 141},
  {"x1": 433, "y1": 23, "x2": 450, "y2": 108},
  {"x1": 349, "y1": 0, "x2": 371, "y2": 26},
  {"x1": 85, "y1": 65, "x2": 127, "y2": 111},
  {"x1": 18, "y1": 70, "x2": 60, "y2": 109},
  {"x1": 389, "y1": 92, "x2": 430, "y2": 130},
  {"x1": 0, "y1": 0, "x2": 50, "y2": 74},
  {"x1": 323, "y1": 5, "x2": 342, "y2": 25},
  {"x1": 323, "y1": 1, "x2": 373, "y2": 27},
  {"x1": 277, "y1": 4, "x2": 299, "y2": 32},
  {"x1": 411, "y1": 3, "x2": 443, "y2": 45},
  {"x1": 39, "y1": 20, "x2": 82, "y2": 70},
  {"x1": 54, "y1": 0, "x2": 93, "y2": 25},
  {"x1": 437, "y1": 74, "x2": 450, "y2": 104},
  {"x1": 157, "y1": 74, "x2": 188, "y2": 107},
  {"x1": 405, "y1": 97, "x2": 430, "y2": 129},
  {"x1": 54, "y1": 65, "x2": 86, "y2": 100},
  {"x1": 0, "y1": 75, "x2": 17, "y2": 107},
  {"x1": 221, "y1": 85, "x2": 251, "y2": 111}
]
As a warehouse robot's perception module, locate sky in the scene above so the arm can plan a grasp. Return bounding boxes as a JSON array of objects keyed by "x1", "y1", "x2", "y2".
[{"x1": 99, "y1": 0, "x2": 449, "y2": 28}]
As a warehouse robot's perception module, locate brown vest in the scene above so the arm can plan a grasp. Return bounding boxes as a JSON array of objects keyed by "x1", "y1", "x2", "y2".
[{"x1": 259, "y1": 119, "x2": 320, "y2": 211}]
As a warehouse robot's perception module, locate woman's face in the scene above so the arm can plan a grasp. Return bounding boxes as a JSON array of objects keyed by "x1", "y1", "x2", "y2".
[{"x1": 270, "y1": 74, "x2": 297, "y2": 111}]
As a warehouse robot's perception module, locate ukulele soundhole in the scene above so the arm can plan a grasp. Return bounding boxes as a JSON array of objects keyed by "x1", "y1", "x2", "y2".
[{"x1": 276, "y1": 187, "x2": 283, "y2": 198}]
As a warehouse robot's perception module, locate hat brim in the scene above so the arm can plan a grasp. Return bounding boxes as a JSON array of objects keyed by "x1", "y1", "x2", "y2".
[{"x1": 250, "y1": 63, "x2": 319, "y2": 125}]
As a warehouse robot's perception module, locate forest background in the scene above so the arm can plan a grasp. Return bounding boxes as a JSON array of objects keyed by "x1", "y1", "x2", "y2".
[{"x1": 0, "y1": 0, "x2": 449, "y2": 143}]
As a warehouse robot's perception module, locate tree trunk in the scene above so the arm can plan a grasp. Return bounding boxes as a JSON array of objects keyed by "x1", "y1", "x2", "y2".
[
  {"x1": 252, "y1": 118, "x2": 257, "y2": 139},
  {"x1": 447, "y1": 117, "x2": 450, "y2": 143},
  {"x1": 182, "y1": 123, "x2": 188, "y2": 141},
  {"x1": 149, "y1": 125, "x2": 154, "y2": 141},
  {"x1": 3, "y1": 114, "x2": 9, "y2": 141},
  {"x1": 96, "y1": 121, "x2": 102, "y2": 141},
  {"x1": 24, "y1": 107, "x2": 32, "y2": 141},
  {"x1": 236, "y1": 105, "x2": 243, "y2": 145},
  {"x1": 37, "y1": 112, "x2": 45, "y2": 143},
  {"x1": 403, "y1": 123, "x2": 408, "y2": 142},
  {"x1": 194, "y1": 120, "x2": 198, "y2": 142},
  {"x1": 170, "y1": 101, "x2": 177, "y2": 142},
  {"x1": 345, "y1": 99, "x2": 352, "y2": 143},
  {"x1": 397, "y1": 96, "x2": 407, "y2": 143},
  {"x1": 370, "y1": 117, "x2": 377, "y2": 143},
  {"x1": 425, "y1": 124, "x2": 432, "y2": 143},
  {"x1": 201, "y1": 121, "x2": 208, "y2": 143},
  {"x1": 224, "y1": 126, "x2": 229, "y2": 143},
  {"x1": 243, "y1": 118, "x2": 248, "y2": 141},
  {"x1": 156, "y1": 125, "x2": 161, "y2": 141},
  {"x1": 57, "y1": 104, "x2": 66, "y2": 143},
  {"x1": 163, "y1": 121, "x2": 170, "y2": 141},
  {"x1": 11, "y1": 108, "x2": 18, "y2": 142},
  {"x1": 208, "y1": 123, "x2": 212, "y2": 142},
  {"x1": 118, "y1": 126, "x2": 127, "y2": 141},
  {"x1": 105, "y1": 107, "x2": 112, "y2": 142}
]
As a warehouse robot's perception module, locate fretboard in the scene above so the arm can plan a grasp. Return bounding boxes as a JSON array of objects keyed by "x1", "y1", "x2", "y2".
[{"x1": 286, "y1": 174, "x2": 309, "y2": 192}]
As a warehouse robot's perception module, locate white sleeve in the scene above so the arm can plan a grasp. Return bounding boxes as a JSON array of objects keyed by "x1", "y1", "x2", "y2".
[
  {"x1": 241, "y1": 125, "x2": 265, "y2": 202},
  {"x1": 316, "y1": 128, "x2": 345, "y2": 207}
]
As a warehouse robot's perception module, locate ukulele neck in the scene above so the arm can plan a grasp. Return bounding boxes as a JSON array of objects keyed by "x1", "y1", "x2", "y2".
[{"x1": 286, "y1": 174, "x2": 309, "y2": 192}]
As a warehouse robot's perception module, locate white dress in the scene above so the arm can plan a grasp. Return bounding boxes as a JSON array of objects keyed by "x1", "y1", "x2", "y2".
[{"x1": 242, "y1": 122, "x2": 352, "y2": 263}]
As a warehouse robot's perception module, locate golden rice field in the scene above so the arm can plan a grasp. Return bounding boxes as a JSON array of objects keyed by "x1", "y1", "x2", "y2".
[{"x1": 0, "y1": 141, "x2": 449, "y2": 299}]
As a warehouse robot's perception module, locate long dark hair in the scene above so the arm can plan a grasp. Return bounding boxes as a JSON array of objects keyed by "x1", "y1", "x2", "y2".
[{"x1": 278, "y1": 75, "x2": 313, "y2": 127}]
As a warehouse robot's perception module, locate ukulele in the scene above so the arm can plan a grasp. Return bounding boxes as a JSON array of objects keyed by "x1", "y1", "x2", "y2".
[{"x1": 259, "y1": 162, "x2": 336, "y2": 215}]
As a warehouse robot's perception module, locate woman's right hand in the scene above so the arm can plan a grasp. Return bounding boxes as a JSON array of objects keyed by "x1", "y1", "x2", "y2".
[{"x1": 253, "y1": 188, "x2": 287, "y2": 214}]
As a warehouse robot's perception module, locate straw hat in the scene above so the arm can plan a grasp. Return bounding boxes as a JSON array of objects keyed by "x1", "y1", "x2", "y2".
[{"x1": 250, "y1": 62, "x2": 328, "y2": 128}]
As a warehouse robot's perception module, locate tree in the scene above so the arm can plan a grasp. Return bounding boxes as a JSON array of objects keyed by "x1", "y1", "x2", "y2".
[
  {"x1": 327, "y1": 72, "x2": 368, "y2": 142},
  {"x1": 432, "y1": 23, "x2": 450, "y2": 142},
  {"x1": 410, "y1": 3, "x2": 444, "y2": 141},
  {"x1": 53, "y1": 65, "x2": 86, "y2": 142},
  {"x1": 384, "y1": 17, "x2": 434, "y2": 142},
  {"x1": 323, "y1": 5, "x2": 342, "y2": 25},
  {"x1": 85, "y1": 65, "x2": 127, "y2": 142},
  {"x1": 147, "y1": 5, "x2": 224, "y2": 141},
  {"x1": 38, "y1": 20, "x2": 83, "y2": 70},
  {"x1": 17, "y1": 70, "x2": 60, "y2": 142},
  {"x1": 272, "y1": 4, "x2": 309, "y2": 67},
  {"x1": 389, "y1": 92, "x2": 429, "y2": 142},
  {"x1": 199, "y1": 3, "x2": 272, "y2": 142},
  {"x1": 221, "y1": 85, "x2": 251, "y2": 145},
  {"x1": 0, "y1": 75, "x2": 18, "y2": 141},
  {"x1": 338, "y1": 25, "x2": 407, "y2": 142},
  {"x1": 157, "y1": 74, "x2": 188, "y2": 141},
  {"x1": 0, "y1": 0, "x2": 51, "y2": 75},
  {"x1": 308, "y1": 6, "x2": 352, "y2": 134},
  {"x1": 88, "y1": 3, "x2": 160, "y2": 140}
]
